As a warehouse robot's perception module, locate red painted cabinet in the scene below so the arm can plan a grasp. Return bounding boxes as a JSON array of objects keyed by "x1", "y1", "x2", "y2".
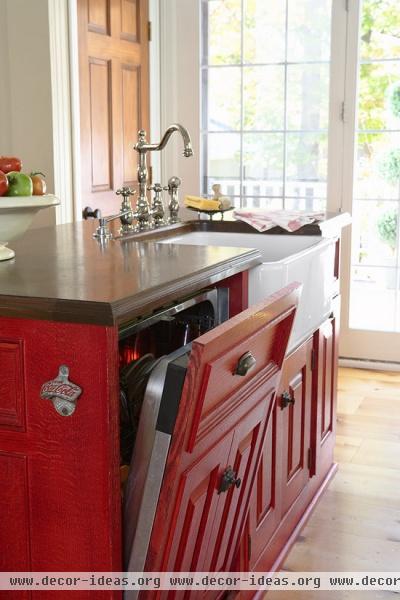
[
  {"x1": 311, "y1": 296, "x2": 340, "y2": 485},
  {"x1": 0, "y1": 319, "x2": 121, "y2": 599},
  {"x1": 247, "y1": 337, "x2": 313, "y2": 571},
  {"x1": 245, "y1": 299, "x2": 340, "y2": 576},
  {"x1": 142, "y1": 286, "x2": 300, "y2": 589},
  {"x1": 0, "y1": 274, "x2": 339, "y2": 599}
]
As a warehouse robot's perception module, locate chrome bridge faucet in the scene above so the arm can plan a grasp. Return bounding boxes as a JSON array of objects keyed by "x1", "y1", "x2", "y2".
[{"x1": 133, "y1": 124, "x2": 193, "y2": 230}]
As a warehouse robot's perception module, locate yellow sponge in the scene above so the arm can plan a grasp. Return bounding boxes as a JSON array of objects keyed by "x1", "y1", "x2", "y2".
[{"x1": 185, "y1": 195, "x2": 220, "y2": 211}]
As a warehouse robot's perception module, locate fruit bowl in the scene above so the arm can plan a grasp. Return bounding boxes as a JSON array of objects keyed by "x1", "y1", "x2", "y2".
[{"x1": 0, "y1": 194, "x2": 60, "y2": 260}]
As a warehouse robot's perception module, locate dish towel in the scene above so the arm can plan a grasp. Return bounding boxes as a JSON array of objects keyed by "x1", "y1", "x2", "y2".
[{"x1": 233, "y1": 209, "x2": 325, "y2": 232}]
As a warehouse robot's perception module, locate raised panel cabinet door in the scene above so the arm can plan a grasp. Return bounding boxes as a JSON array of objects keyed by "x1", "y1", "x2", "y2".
[
  {"x1": 278, "y1": 338, "x2": 313, "y2": 517},
  {"x1": 311, "y1": 296, "x2": 340, "y2": 482},
  {"x1": 78, "y1": 0, "x2": 150, "y2": 216},
  {"x1": 247, "y1": 400, "x2": 280, "y2": 570},
  {"x1": 0, "y1": 318, "x2": 121, "y2": 600},
  {"x1": 247, "y1": 337, "x2": 313, "y2": 570},
  {"x1": 142, "y1": 284, "x2": 301, "y2": 597}
]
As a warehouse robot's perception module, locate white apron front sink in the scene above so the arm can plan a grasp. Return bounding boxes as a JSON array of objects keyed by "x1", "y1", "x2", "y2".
[{"x1": 159, "y1": 231, "x2": 337, "y2": 352}]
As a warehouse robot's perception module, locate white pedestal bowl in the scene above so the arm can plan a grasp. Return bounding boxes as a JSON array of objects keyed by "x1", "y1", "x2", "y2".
[{"x1": 0, "y1": 195, "x2": 60, "y2": 260}]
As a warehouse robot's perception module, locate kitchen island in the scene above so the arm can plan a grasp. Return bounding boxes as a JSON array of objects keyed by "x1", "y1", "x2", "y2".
[{"x1": 0, "y1": 213, "x2": 349, "y2": 599}]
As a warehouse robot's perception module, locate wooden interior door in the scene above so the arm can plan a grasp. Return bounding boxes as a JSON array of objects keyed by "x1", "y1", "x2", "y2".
[
  {"x1": 77, "y1": 0, "x2": 150, "y2": 217},
  {"x1": 141, "y1": 284, "x2": 300, "y2": 598}
]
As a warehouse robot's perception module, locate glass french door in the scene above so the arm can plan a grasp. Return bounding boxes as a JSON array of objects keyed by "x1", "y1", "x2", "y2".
[{"x1": 338, "y1": 0, "x2": 400, "y2": 362}]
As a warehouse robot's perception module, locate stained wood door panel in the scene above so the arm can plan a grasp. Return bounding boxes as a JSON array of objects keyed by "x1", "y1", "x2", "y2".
[
  {"x1": 122, "y1": 65, "x2": 140, "y2": 185},
  {"x1": 121, "y1": 0, "x2": 139, "y2": 41},
  {"x1": 89, "y1": 58, "x2": 112, "y2": 191},
  {"x1": 143, "y1": 284, "x2": 300, "y2": 586},
  {"x1": 0, "y1": 339, "x2": 25, "y2": 430},
  {"x1": 88, "y1": 0, "x2": 110, "y2": 34},
  {"x1": 78, "y1": 0, "x2": 149, "y2": 215}
]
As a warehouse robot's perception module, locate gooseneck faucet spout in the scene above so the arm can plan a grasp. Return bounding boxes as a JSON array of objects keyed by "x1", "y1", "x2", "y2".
[
  {"x1": 135, "y1": 124, "x2": 193, "y2": 156},
  {"x1": 133, "y1": 124, "x2": 193, "y2": 230}
]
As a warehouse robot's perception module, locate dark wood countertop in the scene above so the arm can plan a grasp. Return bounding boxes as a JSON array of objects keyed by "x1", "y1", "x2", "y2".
[
  {"x1": 0, "y1": 212, "x2": 350, "y2": 326},
  {"x1": 0, "y1": 220, "x2": 261, "y2": 326}
]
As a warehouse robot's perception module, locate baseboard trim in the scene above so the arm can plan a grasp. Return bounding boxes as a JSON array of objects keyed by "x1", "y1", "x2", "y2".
[{"x1": 339, "y1": 357, "x2": 400, "y2": 372}]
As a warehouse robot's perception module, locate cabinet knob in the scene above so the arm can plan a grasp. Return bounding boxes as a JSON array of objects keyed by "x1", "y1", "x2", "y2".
[
  {"x1": 280, "y1": 391, "x2": 295, "y2": 410},
  {"x1": 218, "y1": 466, "x2": 241, "y2": 494},
  {"x1": 40, "y1": 365, "x2": 82, "y2": 417},
  {"x1": 234, "y1": 351, "x2": 257, "y2": 376}
]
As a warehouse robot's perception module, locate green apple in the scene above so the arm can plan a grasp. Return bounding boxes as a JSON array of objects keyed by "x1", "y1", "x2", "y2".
[{"x1": 6, "y1": 171, "x2": 33, "y2": 196}]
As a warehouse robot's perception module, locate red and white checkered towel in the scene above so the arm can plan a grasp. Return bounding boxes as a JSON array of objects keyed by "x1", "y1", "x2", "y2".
[{"x1": 233, "y1": 209, "x2": 325, "y2": 232}]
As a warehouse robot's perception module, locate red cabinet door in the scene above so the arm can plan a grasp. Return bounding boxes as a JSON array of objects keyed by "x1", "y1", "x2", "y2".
[
  {"x1": 311, "y1": 297, "x2": 340, "y2": 482},
  {"x1": 247, "y1": 337, "x2": 313, "y2": 570},
  {"x1": 0, "y1": 318, "x2": 121, "y2": 599},
  {"x1": 143, "y1": 284, "x2": 300, "y2": 590},
  {"x1": 278, "y1": 337, "x2": 313, "y2": 518}
]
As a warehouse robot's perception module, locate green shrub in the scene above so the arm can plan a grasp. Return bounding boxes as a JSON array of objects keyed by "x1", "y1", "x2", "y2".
[
  {"x1": 379, "y1": 148, "x2": 400, "y2": 184},
  {"x1": 390, "y1": 84, "x2": 400, "y2": 118},
  {"x1": 377, "y1": 210, "x2": 397, "y2": 252}
]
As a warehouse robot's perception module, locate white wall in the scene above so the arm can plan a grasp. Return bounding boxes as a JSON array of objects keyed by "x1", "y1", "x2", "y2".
[
  {"x1": 159, "y1": 0, "x2": 201, "y2": 217},
  {"x1": 0, "y1": 0, "x2": 56, "y2": 228}
]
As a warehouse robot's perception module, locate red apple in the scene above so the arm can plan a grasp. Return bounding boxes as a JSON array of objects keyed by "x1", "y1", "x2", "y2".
[{"x1": 0, "y1": 170, "x2": 8, "y2": 196}]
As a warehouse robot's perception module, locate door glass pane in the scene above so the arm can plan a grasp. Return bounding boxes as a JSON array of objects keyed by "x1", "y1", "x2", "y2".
[
  {"x1": 205, "y1": 67, "x2": 241, "y2": 131},
  {"x1": 243, "y1": 133, "x2": 284, "y2": 189},
  {"x1": 356, "y1": 133, "x2": 400, "y2": 200},
  {"x1": 360, "y1": 1, "x2": 400, "y2": 60},
  {"x1": 243, "y1": 0, "x2": 286, "y2": 63},
  {"x1": 286, "y1": 64, "x2": 330, "y2": 131},
  {"x1": 350, "y1": 266, "x2": 397, "y2": 332},
  {"x1": 287, "y1": 0, "x2": 332, "y2": 62},
  {"x1": 201, "y1": 0, "x2": 332, "y2": 203},
  {"x1": 351, "y1": 200, "x2": 398, "y2": 267},
  {"x1": 349, "y1": 0, "x2": 400, "y2": 332},
  {"x1": 206, "y1": 133, "x2": 241, "y2": 178},
  {"x1": 207, "y1": 0, "x2": 241, "y2": 65},
  {"x1": 286, "y1": 133, "x2": 328, "y2": 181},
  {"x1": 243, "y1": 66, "x2": 285, "y2": 130}
]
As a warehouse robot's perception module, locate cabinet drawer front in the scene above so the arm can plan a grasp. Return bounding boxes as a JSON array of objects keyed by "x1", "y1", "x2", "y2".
[{"x1": 184, "y1": 283, "x2": 301, "y2": 452}]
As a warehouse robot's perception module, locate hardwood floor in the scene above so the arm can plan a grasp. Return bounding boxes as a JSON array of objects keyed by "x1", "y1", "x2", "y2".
[{"x1": 268, "y1": 367, "x2": 400, "y2": 600}]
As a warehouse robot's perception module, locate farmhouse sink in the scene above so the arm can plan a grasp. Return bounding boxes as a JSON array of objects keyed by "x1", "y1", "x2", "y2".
[{"x1": 159, "y1": 231, "x2": 337, "y2": 352}]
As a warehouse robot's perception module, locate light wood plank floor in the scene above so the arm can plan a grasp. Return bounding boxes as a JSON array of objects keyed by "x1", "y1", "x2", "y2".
[{"x1": 268, "y1": 367, "x2": 400, "y2": 600}]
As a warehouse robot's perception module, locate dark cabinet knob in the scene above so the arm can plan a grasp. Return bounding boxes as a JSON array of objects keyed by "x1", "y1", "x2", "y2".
[
  {"x1": 280, "y1": 391, "x2": 295, "y2": 409},
  {"x1": 218, "y1": 466, "x2": 241, "y2": 494},
  {"x1": 83, "y1": 206, "x2": 102, "y2": 220},
  {"x1": 234, "y1": 351, "x2": 256, "y2": 376}
]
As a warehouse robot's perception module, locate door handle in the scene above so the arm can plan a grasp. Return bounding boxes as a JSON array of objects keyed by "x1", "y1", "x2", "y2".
[
  {"x1": 40, "y1": 365, "x2": 82, "y2": 417},
  {"x1": 234, "y1": 351, "x2": 257, "y2": 376},
  {"x1": 280, "y1": 391, "x2": 295, "y2": 409}
]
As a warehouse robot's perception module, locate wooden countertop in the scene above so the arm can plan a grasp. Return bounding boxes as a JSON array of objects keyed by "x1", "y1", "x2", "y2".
[
  {"x1": 0, "y1": 212, "x2": 350, "y2": 326},
  {"x1": 0, "y1": 220, "x2": 261, "y2": 326}
]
